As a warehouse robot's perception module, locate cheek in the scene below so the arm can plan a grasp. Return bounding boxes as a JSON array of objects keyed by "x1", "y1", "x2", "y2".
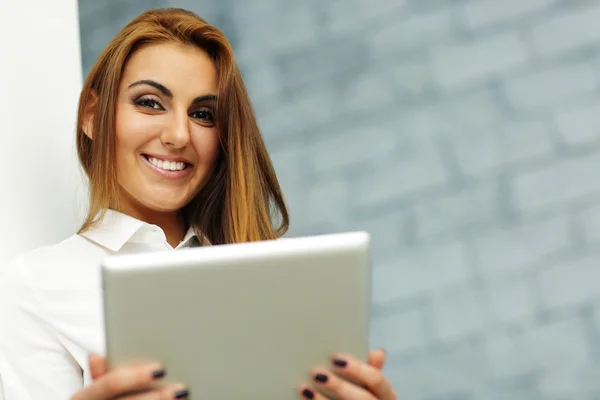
[
  {"x1": 115, "y1": 108, "x2": 162, "y2": 156},
  {"x1": 192, "y1": 128, "x2": 221, "y2": 166}
]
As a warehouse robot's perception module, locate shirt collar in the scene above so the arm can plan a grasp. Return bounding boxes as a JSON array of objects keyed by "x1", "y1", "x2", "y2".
[{"x1": 79, "y1": 209, "x2": 201, "y2": 252}]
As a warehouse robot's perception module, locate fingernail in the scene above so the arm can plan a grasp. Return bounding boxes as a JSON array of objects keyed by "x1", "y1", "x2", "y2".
[
  {"x1": 302, "y1": 388, "x2": 315, "y2": 399},
  {"x1": 152, "y1": 369, "x2": 166, "y2": 379},
  {"x1": 174, "y1": 389, "x2": 189, "y2": 399},
  {"x1": 314, "y1": 373, "x2": 328, "y2": 383},
  {"x1": 332, "y1": 358, "x2": 347, "y2": 367}
]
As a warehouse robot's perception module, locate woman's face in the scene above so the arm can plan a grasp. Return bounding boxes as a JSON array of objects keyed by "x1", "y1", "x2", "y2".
[{"x1": 113, "y1": 42, "x2": 220, "y2": 219}]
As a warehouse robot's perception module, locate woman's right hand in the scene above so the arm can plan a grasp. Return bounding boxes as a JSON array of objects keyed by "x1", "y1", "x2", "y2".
[{"x1": 70, "y1": 353, "x2": 189, "y2": 400}]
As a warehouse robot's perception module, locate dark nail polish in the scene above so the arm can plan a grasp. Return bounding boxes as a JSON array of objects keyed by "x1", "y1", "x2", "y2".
[
  {"x1": 174, "y1": 389, "x2": 189, "y2": 399},
  {"x1": 314, "y1": 373, "x2": 328, "y2": 383},
  {"x1": 302, "y1": 388, "x2": 315, "y2": 399},
  {"x1": 151, "y1": 369, "x2": 166, "y2": 379},
  {"x1": 333, "y1": 358, "x2": 347, "y2": 367}
]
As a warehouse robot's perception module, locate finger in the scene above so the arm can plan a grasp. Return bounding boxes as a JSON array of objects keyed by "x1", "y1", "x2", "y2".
[
  {"x1": 71, "y1": 363, "x2": 166, "y2": 400},
  {"x1": 367, "y1": 348, "x2": 387, "y2": 370},
  {"x1": 306, "y1": 367, "x2": 377, "y2": 400},
  {"x1": 296, "y1": 384, "x2": 332, "y2": 400},
  {"x1": 330, "y1": 353, "x2": 396, "y2": 400},
  {"x1": 118, "y1": 384, "x2": 189, "y2": 400},
  {"x1": 89, "y1": 353, "x2": 108, "y2": 380}
]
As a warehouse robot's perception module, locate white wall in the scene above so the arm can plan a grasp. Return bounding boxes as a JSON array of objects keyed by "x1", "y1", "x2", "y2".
[{"x1": 0, "y1": 0, "x2": 86, "y2": 267}]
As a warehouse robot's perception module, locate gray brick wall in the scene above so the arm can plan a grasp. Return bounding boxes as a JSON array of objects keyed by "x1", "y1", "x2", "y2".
[{"x1": 78, "y1": 0, "x2": 600, "y2": 398}]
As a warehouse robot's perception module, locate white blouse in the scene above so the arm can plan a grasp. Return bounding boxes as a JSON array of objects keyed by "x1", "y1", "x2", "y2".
[{"x1": 0, "y1": 209, "x2": 202, "y2": 400}]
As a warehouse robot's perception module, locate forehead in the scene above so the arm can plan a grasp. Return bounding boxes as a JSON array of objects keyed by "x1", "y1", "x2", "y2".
[{"x1": 120, "y1": 42, "x2": 217, "y2": 93}]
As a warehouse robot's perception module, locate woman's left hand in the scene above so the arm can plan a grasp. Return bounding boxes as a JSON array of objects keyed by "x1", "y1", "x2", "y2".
[{"x1": 297, "y1": 348, "x2": 397, "y2": 400}]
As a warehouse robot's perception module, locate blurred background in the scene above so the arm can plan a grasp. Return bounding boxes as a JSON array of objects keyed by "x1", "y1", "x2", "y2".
[{"x1": 78, "y1": 0, "x2": 600, "y2": 398}]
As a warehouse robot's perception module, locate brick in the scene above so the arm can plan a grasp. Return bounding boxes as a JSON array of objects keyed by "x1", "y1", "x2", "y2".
[
  {"x1": 463, "y1": 0, "x2": 557, "y2": 30},
  {"x1": 487, "y1": 275, "x2": 536, "y2": 325},
  {"x1": 372, "y1": 239, "x2": 471, "y2": 305},
  {"x1": 431, "y1": 33, "x2": 528, "y2": 90},
  {"x1": 538, "y1": 367, "x2": 583, "y2": 400},
  {"x1": 500, "y1": 119, "x2": 555, "y2": 166},
  {"x1": 581, "y1": 204, "x2": 600, "y2": 245},
  {"x1": 579, "y1": 368, "x2": 600, "y2": 398},
  {"x1": 170, "y1": 0, "x2": 219, "y2": 22},
  {"x1": 452, "y1": 118, "x2": 553, "y2": 178},
  {"x1": 504, "y1": 62, "x2": 597, "y2": 111},
  {"x1": 513, "y1": 152, "x2": 600, "y2": 212},
  {"x1": 367, "y1": 5, "x2": 459, "y2": 59},
  {"x1": 87, "y1": 24, "x2": 117, "y2": 56},
  {"x1": 386, "y1": 340, "x2": 489, "y2": 399},
  {"x1": 593, "y1": 307, "x2": 600, "y2": 344},
  {"x1": 269, "y1": 144, "x2": 304, "y2": 182},
  {"x1": 386, "y1": 55, "x2": 434, "y2": 99},
  {"x1": 268, "y1": 145, "x2": 308, "y2": 227},
  {"x1": 547, "y1": 366, "x2": 600, "y2": 400},
  {"x1": 555, "y1": 101, "x2": 600, "y2": 147},
  {"x1": 382, "y1": 361, "x2": 425, "y2": 400},
  {"x1": 78, "y1": 2, "x2": 112, "y2": 28},
  {"x1": 441, "y1": 88, "x2": 506, "y2": 129},
  {"x1": 485, "y1": 317, "x2": 589, "y2": 380},
  {"x1": 491, "y1": 385, "x2": 542, "y2": 400},
  {"x1": 118, "y1": 0, "x2": 169, "y2": 25},
  {"x1": 348, "y1": 208, "x2": 416, "y2": 258},
  {"x1": 229, "y1": 1, "x2": 320, "y2": 60},
  {"x1": 537, "y1": 253, "x2": 600, "y2": 310},
  {"x1": 370, "y1": 305, "x2": 431, "y2": 354},
  {"x1": 450, "y1": 129, "x2": 504, "y2": 179},
  {"x1": 423, "y1": 392, "x2": 472, "y2": 400},
  {"x1": 324, "y1": 0, "x2": 407, "y2": 35},
  {"x1": 432, "y1": 283, "x2": 490, "y2": 342},
  {"x1": 274, "y1": 38, "x2": 368, "y2": 89},
  {"x1": 239, "y1": 61, "x2": 281, "y2": 103},
  {"x1": 308, "y1": 116, "x2": 401, "y2": 176},
  {"x1": 399, "y1": 95, "x2": 504, "y2": 187},
  {"x1": 337, "y1": 69, "x2": 397, "y2": 117},
  {"x1": 531, "y1": 3, "x2": 600, "y2": 57},
  {"x1": 305, "y1": 177, "x2": 349, "y2": 229},
  {"x1": 414, "y1": 179, "x2": 501, "y2": 240},
  {"x1": 258, "y1": 83, "x2": 337, "y2": 140},
  {"x1": 400, "y1": 88, "x2": 504, "y2": 139},
  {"x1": 352, "y1": 133, "x2": 448, "y2": 208},
  {"x1": 474, "y1": 215, "x2": 571, "y2": 280}
]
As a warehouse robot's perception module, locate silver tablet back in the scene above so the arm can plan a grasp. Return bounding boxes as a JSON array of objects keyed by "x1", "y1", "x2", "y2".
[{"x1": 102, "y1": 231, "x2": 371, "y2": 399}]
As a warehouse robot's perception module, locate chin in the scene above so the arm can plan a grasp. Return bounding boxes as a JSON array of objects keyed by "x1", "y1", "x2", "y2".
[
  {"x1": 145, "y1": 200, "x2": 190, "y2": 213},
  {"x1": 141, "y1": 187, "x2": 196, "y2": 210}
]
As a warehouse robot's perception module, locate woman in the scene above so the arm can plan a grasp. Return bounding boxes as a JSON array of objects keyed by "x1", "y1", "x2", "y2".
[{"x1": 0, "y1": 8, "x2": 397, "y2": 400}]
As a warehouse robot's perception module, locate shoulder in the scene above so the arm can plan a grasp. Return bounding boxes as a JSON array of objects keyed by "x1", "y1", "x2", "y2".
[
  {"x1": 1, "y1": 233, "x2": 108, "y2": 294},
  {"x1": 0, "y1": 236, "x2": 100, "y2": 395},
  {"x1": 0, "y1": 234, "x2": 107, "y2": 346}
]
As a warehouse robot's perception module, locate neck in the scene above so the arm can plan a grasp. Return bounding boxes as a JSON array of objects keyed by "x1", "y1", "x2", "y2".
[
  {"x1": 116, "y1": 203, "x2": 187, "y2": 248},
  {"x1": 142, "y1": 211, "x2": 186, "y2": 248}
]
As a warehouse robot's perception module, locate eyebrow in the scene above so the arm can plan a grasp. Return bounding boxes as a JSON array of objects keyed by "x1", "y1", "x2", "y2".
[{"x1": 128, "y1": 79, "x2": 217, "y2": 104}]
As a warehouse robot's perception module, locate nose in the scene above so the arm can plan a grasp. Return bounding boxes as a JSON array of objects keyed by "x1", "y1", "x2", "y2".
[{"x1": 160, "y1": 109, "x2": 191, "y2": 149}]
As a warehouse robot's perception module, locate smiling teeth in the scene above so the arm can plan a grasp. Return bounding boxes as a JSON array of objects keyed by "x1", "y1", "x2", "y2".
[{"x1": 148, "y1": 157, "x2": 186, "y2": 171}]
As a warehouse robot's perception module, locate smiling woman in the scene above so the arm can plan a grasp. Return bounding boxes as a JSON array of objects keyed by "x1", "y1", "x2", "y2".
[
  {"x1": 0, "y1": 7, "x2": 397, "y2": 400},
  {"x1": 96, "y1": 42, "x2": 222, "y2": 247},
  {"x1": 76, "y1": 8, "x2": 288, "y2": 247}
]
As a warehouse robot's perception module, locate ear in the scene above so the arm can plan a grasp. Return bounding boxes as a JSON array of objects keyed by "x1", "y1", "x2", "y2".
[{"x1": 82, "y1": 90, "x2": 98, "y2": 140}]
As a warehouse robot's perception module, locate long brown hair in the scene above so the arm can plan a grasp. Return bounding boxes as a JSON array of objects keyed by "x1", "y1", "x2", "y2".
[{"x1": 76, "y1": 8, "x2": 289, "y2": 244}]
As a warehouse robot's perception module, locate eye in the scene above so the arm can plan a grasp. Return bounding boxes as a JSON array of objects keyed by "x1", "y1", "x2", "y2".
[
  {"x1": 190, "y1": 108, "x2": 215, "y2": 124},
  {"x1": 134, "y1": 97, "x2": 164, "y2": 110}
]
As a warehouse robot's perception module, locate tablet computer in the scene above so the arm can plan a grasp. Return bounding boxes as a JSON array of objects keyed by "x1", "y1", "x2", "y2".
[{"x1": 101, "y1": 231, "x2": 371, "y2": 399}]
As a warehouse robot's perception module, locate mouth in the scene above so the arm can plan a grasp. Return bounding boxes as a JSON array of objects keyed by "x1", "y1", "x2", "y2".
[{"x1": 142, "y1": 154, "x2": 191, "y2": 172}]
